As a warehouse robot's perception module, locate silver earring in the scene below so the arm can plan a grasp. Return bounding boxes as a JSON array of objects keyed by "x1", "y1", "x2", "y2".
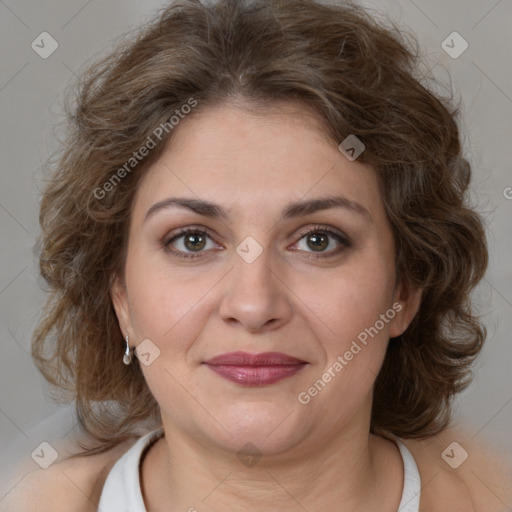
[{"x1": 123, "y1": 335, "x2": 132, "y2": 365}]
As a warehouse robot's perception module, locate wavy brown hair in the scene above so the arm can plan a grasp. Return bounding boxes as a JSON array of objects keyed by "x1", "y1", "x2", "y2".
[{"x1": 32, "y1": 0, "x2": 488, "y2": 454}]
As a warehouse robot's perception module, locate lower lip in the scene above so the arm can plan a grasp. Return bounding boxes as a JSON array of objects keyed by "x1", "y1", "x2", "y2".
[{"x1": 205, "y1": 364, "x2": 306, "y2": 386}]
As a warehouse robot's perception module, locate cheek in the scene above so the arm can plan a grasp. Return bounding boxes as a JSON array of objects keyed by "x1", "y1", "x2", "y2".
[
  {"x1": 291, "y1": 252, "x2": 396, "y2": 405},
  {"x1": 124, "y1": 249, "x2": 221, "y2": 358},
  {"x1": 298, "y1": 255, "x2": 395, "y2": 344},
  {"x1": 295, "y1": 270, "x2": 394, "y2": 415}
]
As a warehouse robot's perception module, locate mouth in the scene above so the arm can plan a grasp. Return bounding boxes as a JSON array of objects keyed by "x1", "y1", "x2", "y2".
[{"x1": 203, "y1": 351, "x2": 308, "y2": 386}]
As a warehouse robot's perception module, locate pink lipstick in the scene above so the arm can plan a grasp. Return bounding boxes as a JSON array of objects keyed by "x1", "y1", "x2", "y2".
[{"x1": 204, "y1": 351, "x2": 307, "y2": 386}]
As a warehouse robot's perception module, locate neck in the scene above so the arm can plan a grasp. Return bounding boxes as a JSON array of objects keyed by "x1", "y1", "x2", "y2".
[{"x1": 141, "y1": 421, "x2": 404, "y2": 512}]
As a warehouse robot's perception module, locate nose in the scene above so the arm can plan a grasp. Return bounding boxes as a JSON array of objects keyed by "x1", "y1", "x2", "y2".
[{"x1": 218, "y1": 244, "x2": 293, "y2": 333}]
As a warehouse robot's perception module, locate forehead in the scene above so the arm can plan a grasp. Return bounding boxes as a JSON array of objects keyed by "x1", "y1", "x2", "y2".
[{"x1": 132, "y1": 101, "x2": 384, "y2": 224}]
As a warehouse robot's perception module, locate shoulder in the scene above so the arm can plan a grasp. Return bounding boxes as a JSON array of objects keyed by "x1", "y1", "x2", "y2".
[
  {"x1": 0, "y1": 436, "x2": 138, "y2": 512},
  {"x1": 400, "y1": 426, "x2": 512, "y2": 512}
]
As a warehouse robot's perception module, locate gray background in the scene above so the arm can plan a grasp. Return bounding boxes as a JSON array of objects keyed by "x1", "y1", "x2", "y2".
[{"x1": 1, "y1": 0, "x2": 511, "y2": 499}]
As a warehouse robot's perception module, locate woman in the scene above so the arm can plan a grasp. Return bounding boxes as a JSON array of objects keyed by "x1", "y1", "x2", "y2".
[{"x1": 6, "y1": 0, "x2": 511, "y2": 510}]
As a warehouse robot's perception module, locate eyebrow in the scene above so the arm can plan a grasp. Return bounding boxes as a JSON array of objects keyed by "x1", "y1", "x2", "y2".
[{"x1": 144, "y1": 195, "x2": 371, "y2": 223}]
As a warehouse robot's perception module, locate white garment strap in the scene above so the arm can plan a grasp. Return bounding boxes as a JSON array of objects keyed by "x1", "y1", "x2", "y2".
[
  {"x1": 395, "y1": 439, "x2": 422, "y2": 512},
  {"x1": 97, "y1": 430, "x2": 161, "y2": 512}
]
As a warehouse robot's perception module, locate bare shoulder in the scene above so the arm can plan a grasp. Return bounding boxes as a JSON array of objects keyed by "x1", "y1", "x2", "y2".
[
  {"x1": 0, "y1": 436, "x2": 138, "y2": 512},
  {"x1": 401, "y1": 426, "x2": 512, "y2": 512}
]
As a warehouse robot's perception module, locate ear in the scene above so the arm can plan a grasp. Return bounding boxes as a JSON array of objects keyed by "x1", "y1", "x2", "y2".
[
  {"x1": 388, "y1": 279, "x2": 422, "y2": 338},
  {"x1": 110, "y1": 273, "x2": 133, "y2": 339}
]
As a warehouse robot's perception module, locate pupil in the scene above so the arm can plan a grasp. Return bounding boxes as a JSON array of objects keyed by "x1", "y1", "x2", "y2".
[
  {"x1": 185, "y1": 233, "x2": 206, "y2": 251},
  {"x1": 308, "y1": 233, "x2": 328, "y2": 251}
]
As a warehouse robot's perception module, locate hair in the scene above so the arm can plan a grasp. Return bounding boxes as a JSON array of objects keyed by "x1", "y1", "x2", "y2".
[{"x1": 32, "y1": 0, "x2": 488, "y2": 455}]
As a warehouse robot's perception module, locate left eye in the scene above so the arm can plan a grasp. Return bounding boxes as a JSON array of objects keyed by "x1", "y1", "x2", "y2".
[{"x1": 291, "y1": 227, "x2": 350, "y2": 257}]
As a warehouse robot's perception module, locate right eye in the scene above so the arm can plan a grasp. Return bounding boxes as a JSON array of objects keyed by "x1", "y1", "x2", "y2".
[{"x1": 163, "y1": 227, "x2": 221, "y2": 259}]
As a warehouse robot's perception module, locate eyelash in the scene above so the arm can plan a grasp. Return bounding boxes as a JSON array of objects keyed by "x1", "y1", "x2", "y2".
[{"x1": 162, "y1": 224, "x2": 351, "y2": 260}]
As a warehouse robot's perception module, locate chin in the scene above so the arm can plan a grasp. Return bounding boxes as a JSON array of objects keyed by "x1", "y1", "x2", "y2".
[{"x1": 207, "y1": 402, "x2": 307, "y2": 456}]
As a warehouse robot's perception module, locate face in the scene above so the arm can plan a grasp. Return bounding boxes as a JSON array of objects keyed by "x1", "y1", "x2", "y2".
[{"x1": 111, "y1": 100, "x2": 421, "y2": 458}]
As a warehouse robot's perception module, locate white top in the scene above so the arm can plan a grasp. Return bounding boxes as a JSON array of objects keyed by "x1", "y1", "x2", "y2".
[{"x1": 97, "y1": 429, "x2": 421, "y2": 512}]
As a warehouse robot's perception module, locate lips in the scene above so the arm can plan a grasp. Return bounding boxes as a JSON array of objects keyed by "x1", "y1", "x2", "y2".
[{"x1": 204, "y1": 351, "x2": 307, "y2": 386}]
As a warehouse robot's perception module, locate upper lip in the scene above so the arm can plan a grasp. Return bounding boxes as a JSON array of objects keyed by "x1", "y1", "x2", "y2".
[{"x1": 204, "y1": 351, "x2": 307, "y2": 366}]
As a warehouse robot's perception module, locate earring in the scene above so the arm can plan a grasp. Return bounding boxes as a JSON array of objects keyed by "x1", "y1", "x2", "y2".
[{"x1": 123, "y1": 335, "x2": 132, "y2": 365}]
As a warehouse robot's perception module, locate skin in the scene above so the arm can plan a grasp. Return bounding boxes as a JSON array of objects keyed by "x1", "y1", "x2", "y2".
[
  {"x1": 5, "y1": 101, "x2": 510, "y2": 512},
  {"x1": 109, "y1": 100, "x2": 422, "y2": 511}
]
